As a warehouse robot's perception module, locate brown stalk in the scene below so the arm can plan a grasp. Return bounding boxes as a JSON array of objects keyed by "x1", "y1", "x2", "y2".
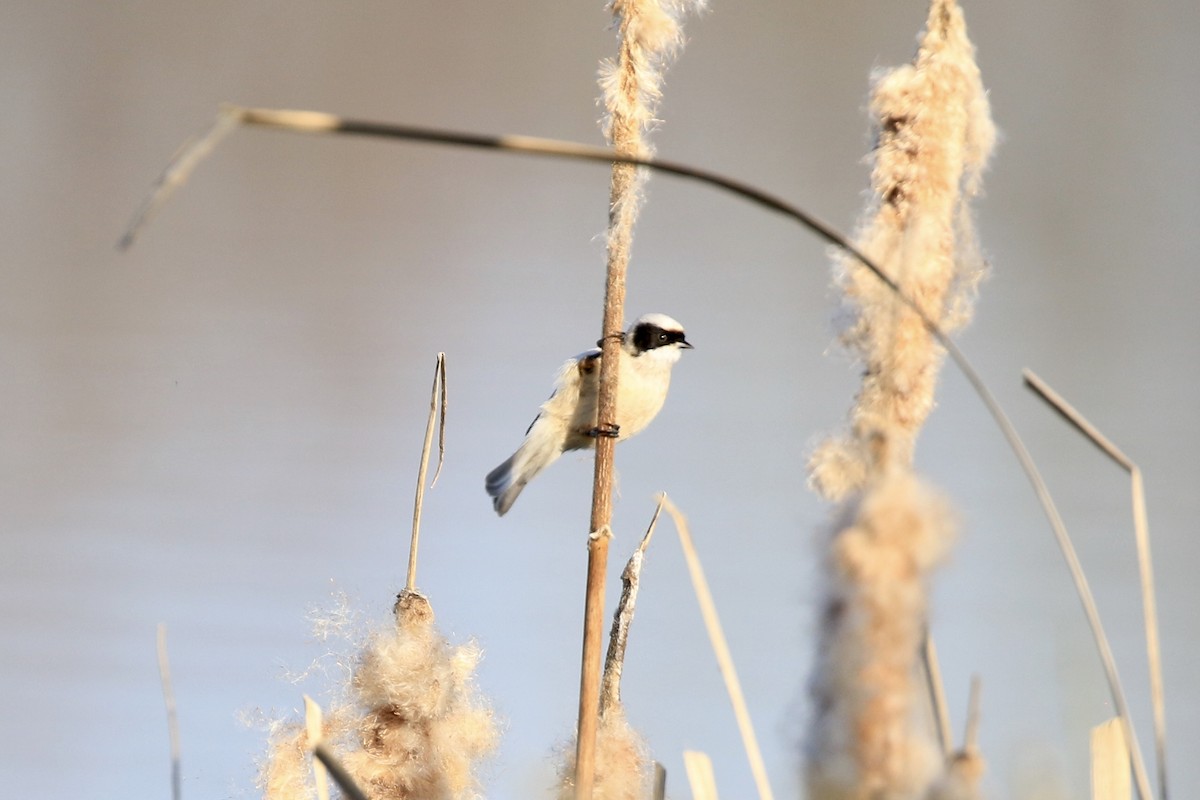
[
  {"x1": 574, "y1": 159, "x2": 629, "y2": 800},
  {"x1": 577, "y1": 0, "x2": 685, "y2": 789},
  {"x1": 574, "y1": 112, "x2": 635, "y2": 800}
]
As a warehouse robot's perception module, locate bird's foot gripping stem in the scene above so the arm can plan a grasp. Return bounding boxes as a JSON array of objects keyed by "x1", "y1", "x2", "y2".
[
  {"x1": 588, "y1": 422, "x2": 621, "y2": 439},
  {"x1": 595, "y1": 331, "x2": 625, "y2": 348}
]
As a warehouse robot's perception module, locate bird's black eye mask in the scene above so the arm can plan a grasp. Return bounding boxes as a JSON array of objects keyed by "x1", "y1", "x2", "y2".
[{"x1": 630, "y1": 323, "x2": 688, "y2": 353}]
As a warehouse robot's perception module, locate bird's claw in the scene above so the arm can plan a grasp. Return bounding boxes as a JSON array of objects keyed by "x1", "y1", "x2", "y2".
[
  {"x1": 595, "y1": 332, "x2": 625, "y2": 348},
  {"x1": 588, "y1": 423, "x2": 621, "y2": 439}
]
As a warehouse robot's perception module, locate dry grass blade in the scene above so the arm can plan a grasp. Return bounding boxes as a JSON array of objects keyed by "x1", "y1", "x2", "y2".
[
  {"x1": 663, "y1": 497, "x2": 774, "y2": 800},
  {"x1": 652, "y1": 762, "x2": 667, "y2": 800},
  {"x1": 432, "y1": 354, "x2": 447, "y2": 486},
  {"x1": 683, "y1": 751, "x2": 719, "y2": 800},
  {"x1": 600, "y1": 496, "x2": 664, "y2": 713},
  {"x1": 964, "y1": 674, "x2": 982, "y2": 752},
  {"x1": 156, "y1": 624, "x2": 182, "y2": 800},
  {"x1": 118, "y1": 107, "x2": 243, "y2": 250},
  {"x1": 1093, "y1": 718, "x2": 1133, "y2": 800},
  {"x1": 407, "y1": 352, "x2": 446, "y2": 593},
  {"x1": 995, "y1": 406, "x2": 1153, "y2": 800},
  {"x1": 302, "y1": 695, "x2": 329, "y2": 800},
  {"x1": 1024, "y1": 369, "x2": 1165, "y2": 800},
  {"x1": 1023, "y1": 370, "x2": 1133, "y2": 469},
  {"x1": 923, "y1": 631, "x2": 953, "y2": 757}
]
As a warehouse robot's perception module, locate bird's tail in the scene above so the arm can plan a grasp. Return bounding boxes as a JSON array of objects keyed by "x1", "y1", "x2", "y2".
[{"x1": 485, "y1": 426, "x2": 562, "y2": 516}]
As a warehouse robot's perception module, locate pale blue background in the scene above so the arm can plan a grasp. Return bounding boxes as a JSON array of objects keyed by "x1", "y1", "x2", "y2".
[{"x1": 3, "y1": 1, "x2": 1197, "y2": 797}]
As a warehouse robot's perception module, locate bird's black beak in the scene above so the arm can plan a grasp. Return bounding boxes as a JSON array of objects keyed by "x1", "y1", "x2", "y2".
[{"x1": 680, "y1": 338, "x2": 694, "y2": 349}]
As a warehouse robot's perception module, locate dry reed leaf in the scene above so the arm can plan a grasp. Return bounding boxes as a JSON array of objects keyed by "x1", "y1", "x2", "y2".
[
  {"x1": 663, "y1": 496, "x2": 774, "y2": 800},
  {"x1": 1092, "y1": 718, "x2": 1132, "y2": 800},
  {"x1": 302, "y1": 696, "x2": 329, "y2": 800},
  {"x1": 683, "y1": 750, "x2": 719, "y2": 800}
]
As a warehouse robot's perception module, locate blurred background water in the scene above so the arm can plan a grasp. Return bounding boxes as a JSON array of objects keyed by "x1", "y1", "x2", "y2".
[{"x1": 3, "y1": 1, "x2": 1198, "y2": 797}]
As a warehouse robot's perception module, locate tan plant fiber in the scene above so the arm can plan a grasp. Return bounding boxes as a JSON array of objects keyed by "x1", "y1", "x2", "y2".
[
  {"x1": 258, "y1": 592, "x2": 498, "y2": 800},
  {"x1": 598, "y1": 0, "x2": 706, "y2": 259},
  {"x1": 557, "y1": 705, "x2": 653, "y2": 800},
  {"x1": 809, "y1": 0, "x2": 996, "y2": 501},
  {"x1": 263, "y1": 722, "x2": 317, "y2": 800},
  {"x1": 806, "y1": 467, "x2": 958, "y2": 800}
]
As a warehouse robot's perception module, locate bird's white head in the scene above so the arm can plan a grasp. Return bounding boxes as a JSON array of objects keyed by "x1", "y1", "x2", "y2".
[{"x1": 624, "y1": 313, "x2": 693, "y2": 363}]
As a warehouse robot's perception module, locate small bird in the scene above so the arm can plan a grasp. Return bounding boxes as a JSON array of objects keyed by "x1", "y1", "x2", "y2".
[{"x1": 485, "y1": 312, "x2": 693, "y2": 516}]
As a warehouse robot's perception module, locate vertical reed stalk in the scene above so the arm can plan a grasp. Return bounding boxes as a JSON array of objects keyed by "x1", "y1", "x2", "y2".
[{"x1": 576, "y1": 3, "x2": 702, "y2": 796}]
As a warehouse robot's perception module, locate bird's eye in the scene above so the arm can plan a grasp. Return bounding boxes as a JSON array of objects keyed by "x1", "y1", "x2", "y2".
[{"x1": 659, "y1": 333, "x2": 668, "y2": 342}]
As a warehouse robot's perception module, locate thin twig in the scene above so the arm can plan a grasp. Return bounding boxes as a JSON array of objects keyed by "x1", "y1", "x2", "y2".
[
  {"x1": 1024, "y1": 369, "x2": 1164, "y2": 800},
  {"x1": 313, "y1": 743, "x2": 371, "y2": 800},
  {"x1": 156, "y1": 624, "x2": 182, "y2": 800},
  {"x1": 922, "y1": 631, "x2": 953, "y2": 757},
  {"x1": 600, "y1": 497, "x2": 665, "y2": 714},
  {"x1": 407, "y1": 353, "x2": 446, "y2": 592},
  {"x1": 663, "y1": 496, "x2": 774, "y2": 800},
  {"x1": 302, "y1": 695, "x2": 330, "y2": 800},
  {"x1": 121, "y1": 116, "x2": 1153, "y2": 794}
]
